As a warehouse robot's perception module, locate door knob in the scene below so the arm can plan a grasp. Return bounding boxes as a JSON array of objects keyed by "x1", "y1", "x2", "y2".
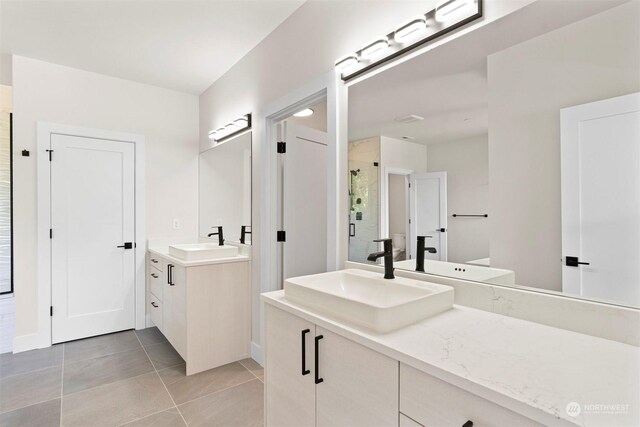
[
  {"x1": 117, "y1": 242, "x2": 133, "y2": 249},
  {"x1": 566, "y1": 256, "x2": 590, "y2": 267}
]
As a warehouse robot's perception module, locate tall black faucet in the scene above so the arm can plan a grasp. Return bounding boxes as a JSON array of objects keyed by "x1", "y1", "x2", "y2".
[
  {"x1": 240, "y1": 225, "x2": 251, "y2": 244},
  {"x1": 367, "y1": 238, "x2": 395, "y2": 279},
  {"x1": 207, "y1": 226, "x2": 224, "y2": 246},
  {"x1": 415, "y1": 236, "x2": 437, "y2": 272}
]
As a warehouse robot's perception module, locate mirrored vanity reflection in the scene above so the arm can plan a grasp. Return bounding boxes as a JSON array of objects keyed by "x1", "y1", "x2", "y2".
[
  {"x1": 199, "y1": 131, "x2": 252, "y2": 244},
  {"x1": 347, "y1": 1, "x2": 640, "y2": 308}
]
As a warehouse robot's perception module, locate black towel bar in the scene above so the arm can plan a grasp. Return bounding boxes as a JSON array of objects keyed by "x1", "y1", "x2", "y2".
[{"x1": 452, "y1": 214, "x2": 488, "y2": 218}]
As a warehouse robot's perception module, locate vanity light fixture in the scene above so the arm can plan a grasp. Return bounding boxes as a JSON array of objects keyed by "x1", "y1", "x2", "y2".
[
  {"x1": 208, "y1": 113, "x2": 252, "y2": 144},
  {"x1": 435, "y1": 0, "x2": 475, "y2": 23},
  {"x1": 361, "y1": 38, "x2": 390, "y2": 59},
  {"x1": 334, "y1": 0, "x2": 481, "y2": 81},
  {"x1": 394, "y1": 17, "x2": 428, "y2": 44},
  {"x1": 335, "y1": 55, "x2": 359, "y2": 73},
  {"x1": 293, "y1": 108, "x2": 314, "y2": 118}
]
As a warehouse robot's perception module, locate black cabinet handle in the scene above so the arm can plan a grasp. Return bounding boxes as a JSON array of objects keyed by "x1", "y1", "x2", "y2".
[
  {"x1": 301, "y1": 329, "x2": 310, "y2": 376},
  {"x1": 151, "y1": 273, "x2": 158, "y2": 279},
  {"x1": 151, "y1": 302, "x2": 158, "y2": 308},
  {"x1": 314, "y1": 335, "x2": 324, "y2": 384},
  {"x1": 462, "y1": 421, "x2": 473, "y2": 427},
  {"x1": 151, "y1": 258, "x2": 158, "y2": 264},
  {"x1": 168, "y1": 264, "x2": 174, "y2": 286}
]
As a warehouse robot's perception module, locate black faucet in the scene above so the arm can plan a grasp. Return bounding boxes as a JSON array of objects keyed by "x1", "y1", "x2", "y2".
[
  {"x1": 415, "y1": 236, "x2": 437, "y2": 273},
  {"x1": 207, "y1": 226, "x2": 224, "y2": 246},
  {"x1": 240, "y1": 225, "x2": 251, "y2": 244},
  {"x1": 367, "y1": 238, "x2": 395, "y2": 279}
]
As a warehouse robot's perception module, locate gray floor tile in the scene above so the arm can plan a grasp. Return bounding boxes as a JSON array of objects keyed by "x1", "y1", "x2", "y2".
[
  {"x1": 0, "y1": 366, "x2": 62, "y2": 414},
  {"x1": 179, "y1": 379, "x2": 263, "y2": 427},
  {"x1": 135, "y1": 327, "x2": 167, "y2": 347},
  {"x1": 64, "y1": 330, "x2": 140, "y2": 364},
  {"x1": 158, "y1": 362, "x2": 254, "y2": 405},
  {"x1": 0, "y1": 345, "x2": 63, "y2": 379},
  {"x1": 239, "y1": 358, "x2": 264, "y2": 380},
  {"x1": 144, "y1": 341, "x2": 184, "y2": 370},
  {"x1": 0, "y1": 398, "x2": 61, "y2": 427},
  {"x1": 120, "y1": 408, "x2": 186, "y2": 427},
  {"x1": 60, "y1": 372, "x2": 174, "y2": 427},
  {"x1": 63, "y1": 348, "x2": 154, "y2": 395}
]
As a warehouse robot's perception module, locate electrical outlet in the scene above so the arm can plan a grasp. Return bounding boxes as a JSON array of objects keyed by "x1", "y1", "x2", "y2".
[{"x1": 173, "y1": 219, "x2": 180, "y2": 230}]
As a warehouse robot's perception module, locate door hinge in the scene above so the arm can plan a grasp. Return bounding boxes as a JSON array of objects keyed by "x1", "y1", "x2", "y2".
[
  {"x1": 50, "y1": 306, "x2": 53, "y2": 316},
  {"x1": 408, "y1": 182, "x2": 411, "y2": 188},
  {"x1": 49, "y1": 229, "x2": 53, "y2": 239},
  {"x1": 46, "y1": 149, "x2": 54, "y2": 161},
  {"x1": 277, "y1": 230, "x2": 286, "y2": 242},
  {"x1": 277, "y1": 141, "x2": 286, "y2": 154},
  {"x1": 409, "y1": 218, "x2": 411, "y2": 224}
]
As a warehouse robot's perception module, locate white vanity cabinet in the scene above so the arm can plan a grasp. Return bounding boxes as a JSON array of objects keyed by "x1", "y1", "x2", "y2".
[
  {"x1": 147, "y1": 252, "x2": 250, "y2": 375},
  {"x1": 265, "y1": 305, "x2": 399, "y2": 427}
]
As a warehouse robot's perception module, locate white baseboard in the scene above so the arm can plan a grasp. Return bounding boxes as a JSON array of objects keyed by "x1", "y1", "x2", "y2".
[
  {"x1": 250, "y1": 341, "x2": 263, "y2": 366},
  {"x1": 12, "y1": 333, "x2": 44, "y2": 354}
]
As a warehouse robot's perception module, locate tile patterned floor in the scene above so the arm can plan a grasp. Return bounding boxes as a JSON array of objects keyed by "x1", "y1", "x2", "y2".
[{"x1": 0, "y1": 328, "x2": 264, "y2": 426}]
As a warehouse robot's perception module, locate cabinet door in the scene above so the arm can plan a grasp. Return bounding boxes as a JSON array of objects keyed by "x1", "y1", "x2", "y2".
[
  {"x1": 316, "y1": 326, "x2": 399, "y2": 427},
  {"x1": 265, "y1": 305, "x2": 315, "y2": 427},
  {"x1": 163, "y1": 262, "x2": 186, "y2": 358}
]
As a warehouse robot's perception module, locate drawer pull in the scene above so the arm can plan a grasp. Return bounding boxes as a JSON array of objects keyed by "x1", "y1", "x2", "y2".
[
  {"x1": 151, "y1": 273, "x2": 158, "y2": 278},
  {"x1": 462, "y1": 421, "x2": 473, "y2": 427},
  {"x1": 314, "y1": 335, "x2": 324, "y2": 384},
  {"x1": 168, "y1": 264, "x2": 174, "y2": 286},
  {"x1": 151, "y1": 302, "x2": 158, "y2": 308},
  {"x1": 301, "y1": 329, "x2": 310, "y2": 376},
  {"x1": 151, "y1": 258, "x2": 158, "y2": 263}
]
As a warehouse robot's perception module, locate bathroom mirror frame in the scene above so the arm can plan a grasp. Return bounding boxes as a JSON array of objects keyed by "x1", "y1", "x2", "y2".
[
  {"x1": 198, "y1": 129, "x2": 252, "y2": 245},
  {"x1": 343, "y1": 0, "x2": 640, "y2": 310}
]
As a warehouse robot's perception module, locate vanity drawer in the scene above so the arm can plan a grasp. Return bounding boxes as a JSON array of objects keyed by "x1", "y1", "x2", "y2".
[
  {"x1": 149, "y1": 270, "x2": 162, "y2": 300},
  {"x1": 149, "y1": 294, "x2": 162, "y2": 331},
  {"x1": 149, "y1": 255, "x2": 163, "y2": 272},
  {"x1": 400, "y1": 364, "x2": 542, "y2": 427}
]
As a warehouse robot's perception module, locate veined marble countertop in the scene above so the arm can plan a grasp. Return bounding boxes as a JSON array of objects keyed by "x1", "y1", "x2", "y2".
[{"x1": 262, "y1": 290, "x2": 639, "y2": 427}]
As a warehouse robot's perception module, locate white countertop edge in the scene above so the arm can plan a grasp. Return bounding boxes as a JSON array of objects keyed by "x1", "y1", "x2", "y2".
[
  {"x1": 148, "y1": 247, "x2": 250, "y2": 267},
  {"x1": 262, "y1": 291, "x2": 599, "y2": 427}
]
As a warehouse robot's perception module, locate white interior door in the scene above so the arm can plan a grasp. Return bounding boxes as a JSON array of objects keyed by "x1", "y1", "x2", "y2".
[
  {"x1": 409, "y1": 172, "x2": 447, "y2": 261},
  {"x1": 51, "y1": 134, "x2": 136, "y2": 343},
  {"x1": 281, "y1": 122, "x2": 327, "y2": 281},
  {"x1": 561, "y1": 92, "x2": 640, "y2": 306}
]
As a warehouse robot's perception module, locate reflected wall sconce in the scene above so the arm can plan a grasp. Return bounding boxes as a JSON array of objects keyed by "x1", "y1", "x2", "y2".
[
  {"x1": 208, "y1": 113, "x2": 252, "y2": 144},
  {"x1": 334, "y1": 0, "x2": 482, "y2": 81}
]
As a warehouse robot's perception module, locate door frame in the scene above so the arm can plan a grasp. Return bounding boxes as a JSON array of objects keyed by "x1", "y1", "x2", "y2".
[
  {"x1": 36, "y1": 122, "x2": 145, "y2": 349},
  {"x1": 380, "y1": 167, "x2": 412, "y2": 258}
]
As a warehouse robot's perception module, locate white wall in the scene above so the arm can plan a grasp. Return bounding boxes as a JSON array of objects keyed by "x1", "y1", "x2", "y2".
[
  {"x1": 12, "y1": 56, "x2": 199, "y2": 339},
  {"x1": 380, "y1": 136, "x2": 427, "y2": 172},
  {"x1": 388, "y1": 174, "x2": 406, "y2": 237},
  {"x1": 487, "y1": 2, "x2": 640, "y2": 291},
  {"x1": 427, "y1": 135, "x2": 489, "y2": 263}
]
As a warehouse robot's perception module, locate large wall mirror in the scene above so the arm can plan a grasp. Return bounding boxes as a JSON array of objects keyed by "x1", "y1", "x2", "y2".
[
  {"x1": 347, "y1": 0, "x2": 639, "y2": 308},
  {"x1": 199, "y1": 131, "x2": 252, "y2": 244}
]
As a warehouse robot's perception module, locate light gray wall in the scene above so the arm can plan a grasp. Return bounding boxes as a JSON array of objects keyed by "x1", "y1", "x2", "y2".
[
  {"x1": 487, "y1": 2, "x2": 640, "y2": 291},
  {"x1": 427, "y1": 135, "x2": 489, "y2": 264},
  {"x1": 388, "y1": 174, "x2": 406, "y2": 238},
  {"x1": 12, "y1": 56, "x2": 199, "y2": 337}
]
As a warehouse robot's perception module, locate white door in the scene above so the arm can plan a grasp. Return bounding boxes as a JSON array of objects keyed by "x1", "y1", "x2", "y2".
[
  {"x1": 409, "y1": 172, "x2": 447, "y2": 261},
  {"x1": 51, "y1": 134, "x2": 136, "y2": 343},
  {"x1": 561, "y1": 92, "x2": 640, "y2": 306},
  {"x1": 280, "y1": 122, "x2": 327, "y2": 282}
]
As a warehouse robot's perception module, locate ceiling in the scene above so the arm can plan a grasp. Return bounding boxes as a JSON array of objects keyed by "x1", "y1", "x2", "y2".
[
  {"x1": 348, "y1": 0, "x2": 628, "y2": 146},
  {"x1": 0, "y1": 0, "x2": 304, "y2": 94}
]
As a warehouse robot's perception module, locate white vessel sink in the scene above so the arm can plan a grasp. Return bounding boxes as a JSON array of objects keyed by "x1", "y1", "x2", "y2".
[
  {"x1": 168, "y1": 243, "x2": 238, "y2": 261},
  {"x1": 284, "y1": 269, "x2": 454, "y2": 333}
]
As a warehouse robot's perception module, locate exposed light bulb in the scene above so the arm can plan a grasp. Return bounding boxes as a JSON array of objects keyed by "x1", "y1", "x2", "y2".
[
  {"x1": 394, "y1": 17, "x2": 428, "y2": 44},
  {"x1": 361, "y1": 38, "x2": 389, "y2": 59},
  {"x1": 335, "y1": 55, "x2": 359, "y2": 73}
]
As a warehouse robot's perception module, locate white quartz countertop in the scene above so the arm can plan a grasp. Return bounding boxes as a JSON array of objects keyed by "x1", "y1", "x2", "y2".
[
  {"x1": 148, "y1": 246, "x2": 249, "y2": 267},
  {"x1": 261, "y1": 290, "x2": 639, "y2": 427}
]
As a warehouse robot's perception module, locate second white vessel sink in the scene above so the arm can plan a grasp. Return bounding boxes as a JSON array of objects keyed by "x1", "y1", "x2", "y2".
[
  {"x1": 168, "y1": 243, "x2": 238, "y2": 261},
  {"x1": 284, "y1": 269, "x2": 454, "y2": 333}
]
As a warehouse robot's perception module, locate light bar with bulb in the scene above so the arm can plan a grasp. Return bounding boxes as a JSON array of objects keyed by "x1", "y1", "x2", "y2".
[
  {"x1": 334, "y1": 0, "x2": 481, "y2": 81},
  {"x1": 208, "y1": 113, "x2": 252, "y2": 143}
]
